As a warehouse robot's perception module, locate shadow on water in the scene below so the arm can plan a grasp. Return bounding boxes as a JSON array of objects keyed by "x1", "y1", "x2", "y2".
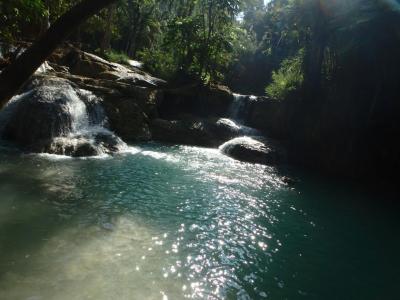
[
  {"x1": 0, "y1": 167, "x2": 78, "y2": 280},
  {"x1": 0, "y1": 156, "x2": 141, "y2": 284},
  {"x1": 0, "y1": 142, "x2": 399, "y2": 300},
  {"x1": 267, "y1": 166, "x2": 400, "y2": 300}
]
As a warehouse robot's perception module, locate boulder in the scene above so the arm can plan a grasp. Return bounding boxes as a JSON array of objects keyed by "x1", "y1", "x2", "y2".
[
  {"x1": 245, "y1": 96, "x2": 296, "y2": 139},
  {"x1": 0, "y1": 76, "x2": 127, "y2": 156},
  {"x1": 1, "y1": 77, "x2": 76, "y2": 149},
  {"x1": 219, "y1": 136, "x2": 287, "y2": 165},
  {"x1": 213, "y1": 118, "x2": 261, "y2": 138},
  {"x1": 46, "y1": 131, "x2": 125, "y2": 157},
  {"x1": 150, "y1": 116, "x2": 261, "y2": 147},
  {"x1": 102, "y1": 97, "x2": 152, "y2": 142},
  {"x1": 150, "y1": 118, "x2": 215, "y2": 147},
  {"x1": 54, "y1": 70, "x2": 161, "y2": 142}
]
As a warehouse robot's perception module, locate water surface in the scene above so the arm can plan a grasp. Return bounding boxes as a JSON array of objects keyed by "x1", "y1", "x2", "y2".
[{"x1": 0, "y1": 143, "x2": 398, "y2": 299}]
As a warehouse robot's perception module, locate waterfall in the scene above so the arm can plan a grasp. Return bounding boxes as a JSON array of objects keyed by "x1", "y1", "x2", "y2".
[
  {"x1": 223, "y1": 93, "x2": 260, "y2": 137},
  {"x1": 229, "y1": 94, "x2": 246, "y2": 121},
  {"x1": 0, "y1": 77, "x2": 127, "y2": 157},
  {"x1": 229, "y1": 93, "x2": 257, "y2": 122},
  {"x1": 49, "y1": 86, "x2": 128, "y2": 156},
  {"x1": 64, "y1": 89, "x2": 91, "y2": 133}
]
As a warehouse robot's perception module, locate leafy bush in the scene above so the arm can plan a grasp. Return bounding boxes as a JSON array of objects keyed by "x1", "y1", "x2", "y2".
[
  {"x1": 0, "y1": 0, "x2": 47, "y2": 42},
  {"x1": 103, "y1": 50, "x2": 131, "y2": 65},
  {"x1": 266, "y1": 50, "x2": 304, "y2": 100},
  {"x1": 138, "y1": 48, "x2": 177, "y2": 80}
]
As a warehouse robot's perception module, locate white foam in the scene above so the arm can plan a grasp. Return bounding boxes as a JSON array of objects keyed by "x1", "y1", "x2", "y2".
[
  {"x1": 128, "y1": 59, "x2": 143, "y2": 68},
  {"x1": 141, "y1": 150, "x2": 168, "y2": 160},
  {"x1": 119, "y1": 146, "x2": 142, "y2": 155}
]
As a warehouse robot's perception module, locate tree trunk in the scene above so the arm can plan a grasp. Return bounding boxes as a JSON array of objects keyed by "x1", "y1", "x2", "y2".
[
  {"x1": 100, "y1": 4, "x2": 116, "y2": 55},
  {"x1": 303, "y1": 0, "x2": 328, "y2": 100},
  {"x1": 0, "y1": 0, "x2": 118, "y2": 109}
]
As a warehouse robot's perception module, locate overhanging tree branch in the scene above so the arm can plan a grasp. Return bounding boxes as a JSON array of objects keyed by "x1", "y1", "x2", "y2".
[{"x1": 0, "y1": 0, "x2": 118, "y2": 109}]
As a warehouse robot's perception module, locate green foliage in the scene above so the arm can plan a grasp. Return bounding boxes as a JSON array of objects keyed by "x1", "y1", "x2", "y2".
[
  {"x1": 0, "y1": 0, "x2": 254, "y2": 84},
  {"x1": 138, "y1": 48, "x2": 177, "y2": 80},
  {"x1": 157, "y1": 0, "x2": 241, "y2": 82},
  {"x1": 266, "y1": 50, "x2": 304, "y2": 100},
  {"x1": 103, "y1": 49, "x2": 131, "y2": 65},
  {"x1": 0, "y1": 0, "x2": 47, "y2": 42}
]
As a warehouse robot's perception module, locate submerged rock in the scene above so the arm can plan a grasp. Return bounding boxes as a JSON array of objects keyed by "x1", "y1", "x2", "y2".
[
  {"x1": 46, "y1": 130, "x2": 125, "y2": 157},
  {"x1": 219, "y1": 136, "x2": 286, "y2": 165}
]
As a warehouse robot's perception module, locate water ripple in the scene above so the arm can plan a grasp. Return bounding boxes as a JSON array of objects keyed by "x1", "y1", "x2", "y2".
[{"x1": 0, "y1": 143, "x2": 398, "y2": 299}]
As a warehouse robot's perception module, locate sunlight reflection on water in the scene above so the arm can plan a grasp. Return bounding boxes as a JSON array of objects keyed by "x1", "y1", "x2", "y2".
[{"x1": 0, "y1": 143, "x2": 398, "y2": 300}]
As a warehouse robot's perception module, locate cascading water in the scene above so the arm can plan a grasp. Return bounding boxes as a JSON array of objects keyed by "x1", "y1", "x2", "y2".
[
  {"x1": 46, "y1": 84, "x2": 128, "y2": 156},
  {"x1": 219, "y1": 93, "x2": 270, "y2": 159},
  {"x1": 221, "y1": 93, "x2": 261, "y2": 137},
  {"x1": 229, "y1": 93, "x2": 257, "y2": 122},
  {"x1": 0, "y1": 76, "x2": 127, "y2": 157},
  {"x1": 229, "y1": 93, "x2": 246, "y2": 121}
]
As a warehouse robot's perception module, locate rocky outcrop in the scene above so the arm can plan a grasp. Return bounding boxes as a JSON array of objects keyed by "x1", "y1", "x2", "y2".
[
  {"x1": 150, "y1": 116, "x2": 261, "y2": 147},
  {"x1": 0, "y1": 76, "x2": 127, "y2": 156},
  {"x1": 49, "y1": 50, "x2": 164, "y2": 142},
  {"x1": 63, "y1": 76, "x2": 159, "y2": 142},
  {"x1": 150, "y1": 118, "x2": 215, "y2": 147},
  {"x1": 2, "y1": 45, "x2": 286, "y2": 162},
  {"x1": 245, "y1": 96, "x2": 295, "y2": 139},
  {"x1": 102, "y1": 96, "x2": 152, "y2": 142},
  {"x1": 53, "y1": 48, "x2": 166, "y2": 88},
  {"x1": 1, "y1": 45, "x2": 169, "y2": 155},
  {"x1": 2, "y1": 77, "x2": 80, "y2": 148},
  {"x1": 219, "y1": 137, "x2": 287, "y2": 165},
  {"x1": 45, "y1": 132, "x2": 125, "y2": 157},
  {"x1": 158, "y1": 83, "x2": 233, "y2": 119}
]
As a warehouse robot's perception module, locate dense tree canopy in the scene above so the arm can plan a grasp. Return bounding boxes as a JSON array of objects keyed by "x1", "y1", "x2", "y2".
[
  {"x1": 0, "y1": 0, "x2": 400, "y2": 178},
  {"x1": 1, "y1": 0, "x2": 400, "y2": 95}
]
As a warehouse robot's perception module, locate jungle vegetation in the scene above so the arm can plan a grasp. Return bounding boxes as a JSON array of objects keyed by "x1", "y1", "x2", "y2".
[{"x1": 1, "y1": 0, "x2": 400, "y2": 178}]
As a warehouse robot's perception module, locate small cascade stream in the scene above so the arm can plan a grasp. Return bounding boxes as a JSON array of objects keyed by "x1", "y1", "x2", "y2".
[
  {"x1": 229, "y1": 93, "x2": 257, "y2": 122},
  {"x1": 220, "y1": 93, "x2": 262, "y2": 139},
  {"x1": 219, "y1": 93, "x2": 279, "y2": 163},
  {"x1": 48, "y1": 86, "x2": 128, "y2": 156},
  {"x1": 0, "y1": 77, "x2": 127, "y2": 157},
  {"x1": 226, "y1": 93, "x2": 260, "y2": 135}
]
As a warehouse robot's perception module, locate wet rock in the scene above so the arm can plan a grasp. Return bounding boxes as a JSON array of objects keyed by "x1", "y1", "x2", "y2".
[
  {"x1": 46, "y1": 132, "x2": 125, "y2": 157},
  {"x1": 150, "y1": 118, "x2": 215, "y2": 147},
  {"x1": 150, "y1": 116, "x2": 262, "y2": 147},
  {"x1": 0, "y1": 57, "x2": 9, "y2": 69},
  {"x1": 101, "y1": 94, "x2": 153, "y2": 142},
  {"x1": 0, "y1": 76, "x2": 126, "y2": 156},
  {"x1": 213, "y1": 118, "x2": 261, "y2": 138},
  {"x1": 47, "y1": 137, "x2": 99, "y2": 157},
  {"x1": 60, "y1": 48, "x2": 166, "y2": 88},
  {"x1": 245, "y1": 96, "x2": 294, "y2": 138},
  {"x1": 219, "y1": 137, "x2": 287, "y2": 165},
  {"x1": 1, "y1": 77, "x2": 76, "y2": 148},
  {"x1": 159, "y1": 83, "x2": 233, "y2": 118},
  {"x1": 54, "y1": 71, "x2": 160, "y2": 142}
]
